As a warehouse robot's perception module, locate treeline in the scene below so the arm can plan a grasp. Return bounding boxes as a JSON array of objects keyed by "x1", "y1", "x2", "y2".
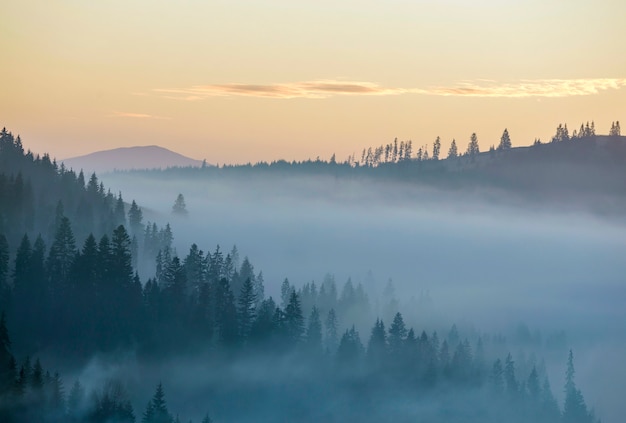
[
  {"x1": 1, "y1": 313, "x2": 213, "y2": 423},
  {"x1": 0, "y1": 215, "x2": 599, "y2": 422},
  {"x1": 0, "y1": 128, "x2": 132, "y2": 250}
]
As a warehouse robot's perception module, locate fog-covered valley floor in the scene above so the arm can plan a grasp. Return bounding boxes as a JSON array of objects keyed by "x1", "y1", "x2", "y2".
[{"x1": 101, "y1": 170, "x2": 626, "y2": 422}]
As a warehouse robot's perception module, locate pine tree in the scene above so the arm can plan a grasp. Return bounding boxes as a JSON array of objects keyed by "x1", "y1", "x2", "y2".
[
  {"x1": 250, "y1": 297, "x2": 276, "y2": 342},
  {"x1": 504, "y1": 352, "x2": 518, "y2": 398},
  {"x1": 540, "y1": 377, "x2": 560, "y2": 421},
  {"x1": 337, "y1": 326, "x2": 364, "y2": 363},
  {"x1": 284, "y1": 290, "x2": 304, "y2": 345},
  {"x1": 172, "y1": 193, "x2": 188, "y2": 216},
  {"x1": 447, "y1": 139, "x2": 458, "y2": 159},
  {"x1": 305, "y1": 306, "x2": 322, "y2": 351},
  {"x1": 325, "y1": 309, "x2": 339, "y2": 353},
  {"x1": 562, "y1": 350, "x2": 592, "y2": 423},
  {"x1": 238, "y1": 278, "x2": 257, "y2": 341},
  {"x1": 143, "y1": 383, "x2": 172, "y2": 423},
  {"x1": 609, "y1": 121, "x2": 621, "y2": 136},
  {"x1": 47, "y1": 216, "x2": 77, "y2": 289},
  {"x1": 466, "y1": 133, "x2": 480, "y2": 156},
  {"x1": 215, "y1": 278, "x2": 238, "y2": 346},
  {"x1": 497, "y1": 128, "x2": 512, "y2": 150},
  {"x1": 388, "y1": 312, "x2": 407, "y2": 355},
  {"x1": 432, "y1": 136, "x2": 441, "y2": 160},
  {"x1": 253, "y1": 271, "x2": 265, "y2": 307},
  {"x1": 527, "y1": 365, "x2": 540, "y2": 399},
  {"x1": 280, "y1": 278, "x2": 292, "y2": 309},
  {"x1": 128, "y1": 200, "x2": 144, "y2": 236},
  {"x1": 114, "y1": 193, "x2": 126, "y2": 227},
  {"x1": 366, "y1": 318, "x2": 387, "y2": 365}
]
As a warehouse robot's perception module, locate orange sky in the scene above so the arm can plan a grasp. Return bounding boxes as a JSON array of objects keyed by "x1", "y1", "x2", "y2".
[{"x1": 1, "y1": 0, "x2": 625, "y2": 164}]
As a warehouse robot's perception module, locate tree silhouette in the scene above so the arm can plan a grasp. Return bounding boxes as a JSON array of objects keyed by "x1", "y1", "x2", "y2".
[
  {"x1": 466, "y1": 133, "x2": 480, "y2": 157},
  {"x1": 172, "y1": 193, "x2": 188, "y2": 215},
  {"x1": 238, "y1": 278, "x2": 257, "y2": 341},
  {"x1": 305, "y1": 306, "x2": 322, "y2": 351},
  {"x1": 143, "y1": 382, "x2": 172, "y2": 423},
  {"x1": 432, "y1": 136, "x2": 441, "y2": 160},
  {"x1": 447, "y1": 139, "x2": 458, "y2": 159},
  {"x1": 562, "y1": 350, "x2": 593, "y2": 423},
  {"x1": 497, "y1": 128, "x2": 512, "y2": 150}
]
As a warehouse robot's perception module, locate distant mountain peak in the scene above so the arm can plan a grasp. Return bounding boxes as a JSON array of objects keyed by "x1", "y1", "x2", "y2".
[{"x1": 61, "y1": 145, "x2": 205, "y2": 175}]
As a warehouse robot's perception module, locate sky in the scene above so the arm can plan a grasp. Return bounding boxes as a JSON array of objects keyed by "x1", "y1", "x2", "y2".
[{"x1": 1, "y1": 0, "x2": 625, "y2": 164}]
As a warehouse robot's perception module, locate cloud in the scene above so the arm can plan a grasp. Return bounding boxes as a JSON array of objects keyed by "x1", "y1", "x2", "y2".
[
  {"x1": 154, "y1": 80, "x2": 409, "y2": 100},
  {"x1": 153, "y1": 78, "x2": 626, "y2": 100},
  {"x1": 111, "y1": 111, "x2": 171, "y2": 120},
  {"x1": 425, "y1": 78, "x2": 626, "y2": 98}
]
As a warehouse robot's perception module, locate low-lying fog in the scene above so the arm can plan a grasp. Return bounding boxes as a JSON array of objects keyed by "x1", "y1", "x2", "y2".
[{"x1": 103, "y1": 171, "x2": 626, "y2": 422}]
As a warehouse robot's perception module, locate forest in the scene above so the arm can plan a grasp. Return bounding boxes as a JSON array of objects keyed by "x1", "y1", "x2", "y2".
[{"x1": 0, "y1": 126, "x2": 616, "y2": 422}]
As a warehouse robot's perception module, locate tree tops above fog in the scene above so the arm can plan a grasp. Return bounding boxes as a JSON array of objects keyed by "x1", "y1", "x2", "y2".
[{"x1": 0, "y1": 125, "x2": 604, "y2": 422}]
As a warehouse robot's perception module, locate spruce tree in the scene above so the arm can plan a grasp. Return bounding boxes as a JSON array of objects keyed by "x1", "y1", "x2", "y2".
[
  {"x1": 432, "y1": 136, "x2": 441, "y2": 160},
  {"x1": 143, "y1": 382, "x2": 172, "y2": 423},
  {"x1": 128, "y1": 200, "x2": 144, "y2": 236},
  {"x1": 305, "y1": 306, "x2": 322, "y2": 351},
  {"x1": 388, "y1": 312, "x2": 407, "y2": 355},
  {"x1": 498, "y1": 128, "x2": 512, "y2": 150},
  {"x1": 447, "y1": 139, "x2": 458, "y2": 159},
  {"x1": 366, "y1": 318, "x2": 387, "y2": 366},
  {"x1": 284, "y1": 290, "x2": 304, "y2": 345},
  {"x1": 172, "y1": 194, "x2": 188, "y2": 216},
  {"x1": 562, "y1": 350, "x2": 592, "y2": 423},
  {"x1": 238, "y1": 277, "x2": 257, "y2": 341}
]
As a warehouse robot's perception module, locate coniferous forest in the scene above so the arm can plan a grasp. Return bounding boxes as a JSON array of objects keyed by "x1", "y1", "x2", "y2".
[{"x1": 0, "y1": 127, "x2": 620, "y2": 422}]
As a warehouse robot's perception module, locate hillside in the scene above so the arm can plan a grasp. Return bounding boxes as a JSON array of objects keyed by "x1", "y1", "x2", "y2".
[
  {"x1": 0, "y1": 128, "x2": 137, "y2": 251},
  {"x1": 62, "y1": 145, "x2": 205, "y2": 174}
]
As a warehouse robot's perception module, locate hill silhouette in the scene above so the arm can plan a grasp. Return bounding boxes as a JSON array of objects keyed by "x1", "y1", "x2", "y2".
[{"x1": 62, "y1": 145, "x2": 205, "y2": 174}]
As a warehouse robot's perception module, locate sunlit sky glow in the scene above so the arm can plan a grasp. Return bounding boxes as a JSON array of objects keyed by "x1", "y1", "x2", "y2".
[{"x1": 1, "y1": 0, "x2": 625, "y2": 164}]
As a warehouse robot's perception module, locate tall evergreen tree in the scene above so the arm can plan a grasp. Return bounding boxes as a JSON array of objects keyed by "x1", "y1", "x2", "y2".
[
  {"x1": 562, "y1": 350, "x2": 592, "y2": 423},
  {"x1": 432, "y1": 136, "x2": 441, "y2": 160},
  {"x1": 498, "y1": 128, "x2": 512, "y2": 150},
  {"x1": 143, "y1": 383, "x2": 172, "y2": 423},
  {"x1": 215, "y1": 278, "x2": 238, "y2": 346},
  {"x1": 466, "y1": 133, "x2": 480, "y2": 156},
  {"x1": 128, "y1": 200, "x2": 144, "y2": 236},
  {"x1": 172, "y1": 194, "x2": 188, "y2": 216},
  {"x1": 47, "y1": 216, "x2": 77, "y2": 291},
  {"x1": 447, "y1": 139, "x2": 458, "y2": 159},
  {"x1": 325, "y1": 308, "x2": 339, "y2": 353},
  {"x1": 388, "y1": 312, "x2": 407, "y2": 355},
  {"x1": 238, "y1": 278, "x2": 257, "y2": 341},
  {"x1": 366, "y1": 318, "x2": 387, "y2": 366},
  {"x1": 305, "y1": 306, "x2": 322, "y2": 351},
  {"x1": 504, "y1": 352, "x2": 518, "y2": 398},
  {"x1": 114, "y1": 193, "x2": 126, "y2": 227},
  {"x1": 284, "y1": 290, "x2": 304, "y2": 345},
  {"x1": 337, "y1": 326, "x2": 364, "y2": 363}
]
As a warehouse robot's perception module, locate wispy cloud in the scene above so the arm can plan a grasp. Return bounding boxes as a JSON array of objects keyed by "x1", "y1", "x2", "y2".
[
  {"x1": 153, "y1": 78, "x2": 626, "y2": 100},
  {"x1": 111, "y1": 111, "x2": 171, "y2": 120},
  {"x1": 154, "y1": 80, "x2": 408, "y2": 100},
  {"x1": 426, "y1": 78, "x2": 626, "y2": 98}
]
